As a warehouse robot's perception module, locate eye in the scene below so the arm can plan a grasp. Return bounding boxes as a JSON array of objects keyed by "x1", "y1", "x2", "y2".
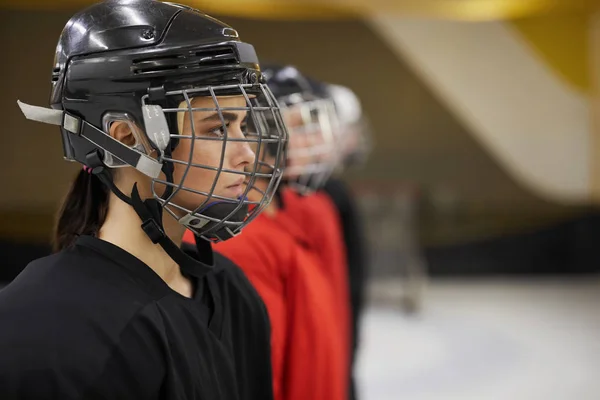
[{"x1": 207, "y1": 123, "x2": 229, "y2": 137}]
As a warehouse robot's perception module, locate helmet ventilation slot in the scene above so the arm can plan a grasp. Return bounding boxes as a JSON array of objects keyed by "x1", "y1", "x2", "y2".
[{"x1": 131, "y1": 46, "x2": 237, "y2": 75}]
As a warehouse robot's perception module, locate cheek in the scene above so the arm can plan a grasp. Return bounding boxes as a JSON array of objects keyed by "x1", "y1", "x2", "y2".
[
  {"x1": 174, "y1": 139, "x2": 227, "y2": 165},
  {"x1": 289, "y1": 135, "x2": 306, "y2": 151},
  {"x1": 170, "y1": 140, "x2": 223, "y2": 186},
  {"x1": 310, "y1": 130, "x2": 326, "y2": 145},
  {"x1": 172, "y1": 161, "x2": 213, "y2": 188}
]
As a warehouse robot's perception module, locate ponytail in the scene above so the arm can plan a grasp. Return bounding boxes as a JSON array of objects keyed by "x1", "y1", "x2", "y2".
[{"x1": 53, "y1": 169, "x2": 110, "y2": 252}]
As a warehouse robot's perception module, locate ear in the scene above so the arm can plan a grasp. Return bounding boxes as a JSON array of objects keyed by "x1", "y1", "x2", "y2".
[{"x1": 109, "y1": 121, "x2": 136, "y2": 147}]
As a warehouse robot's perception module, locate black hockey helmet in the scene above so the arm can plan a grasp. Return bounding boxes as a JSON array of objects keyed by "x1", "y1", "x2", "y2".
[{"x1": 18, "y1": 0, "x2": 288, "y2": 258}]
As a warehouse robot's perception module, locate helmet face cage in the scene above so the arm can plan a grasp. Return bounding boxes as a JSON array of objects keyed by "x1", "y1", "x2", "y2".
[
  {"x1": 139, "y1": 82, "x2": 286, "y2": 241},
  {"x1": 278, "y1": 93, "x2": 339, "y2": 195}
]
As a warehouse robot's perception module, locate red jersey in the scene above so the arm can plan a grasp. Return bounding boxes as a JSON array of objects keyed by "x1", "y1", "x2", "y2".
[{"x1": 281, "y1": 188, "x2": 351, "y2": 363}]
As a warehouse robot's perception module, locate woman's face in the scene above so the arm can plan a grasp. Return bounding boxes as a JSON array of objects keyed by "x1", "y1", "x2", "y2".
[
  {"x1": 282, "y1": 102, "x2": 333, "y2": 179},
  {"x1": 283, "y1": 107, "x2": 311, "y2": 178},
  {"x1": 164, "y1": 95, "x2": 256, "y2": 213}
]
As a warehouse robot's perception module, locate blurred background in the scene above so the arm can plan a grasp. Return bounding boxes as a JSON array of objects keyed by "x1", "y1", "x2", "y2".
[{"x1": 1, "y1": 0, "x2": 600, "y2": 399}]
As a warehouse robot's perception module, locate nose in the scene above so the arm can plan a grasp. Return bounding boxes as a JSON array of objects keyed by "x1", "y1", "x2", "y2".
[{"x1": 228, "y1": 125, "x2": 256, "y2": 170}]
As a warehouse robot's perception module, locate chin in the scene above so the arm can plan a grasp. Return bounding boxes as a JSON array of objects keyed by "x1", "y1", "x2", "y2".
[{"x1": 224, "y1": 187, "x2": 244, "y2": 199}]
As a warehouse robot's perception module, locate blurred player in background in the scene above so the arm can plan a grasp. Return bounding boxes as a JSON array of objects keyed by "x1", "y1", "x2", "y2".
[
  {"x1": 275, "y1": 79, "x2": 371, "y2": 400},
  {"x1": 273, "y1": 73, "x2": 353, "y2": 397}
]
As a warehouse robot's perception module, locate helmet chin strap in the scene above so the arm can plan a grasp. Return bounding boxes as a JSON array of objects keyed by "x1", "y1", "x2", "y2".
[
  {"x1": 129, "y1": 184, "x2": 210, "y2": 269},
  {"x1": 85, "y1": 149, "x2": 212, "y2": 271}
]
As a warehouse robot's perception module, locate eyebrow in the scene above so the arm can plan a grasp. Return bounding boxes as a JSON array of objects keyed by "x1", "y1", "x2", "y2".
[{"x1": 200, "y1": 111, "x2": 239, "y2": 123}]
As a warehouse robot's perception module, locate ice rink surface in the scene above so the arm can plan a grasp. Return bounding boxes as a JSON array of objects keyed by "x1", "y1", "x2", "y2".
[{"x1": 357, "y1": 277, "x2": 600, "y2": 400}]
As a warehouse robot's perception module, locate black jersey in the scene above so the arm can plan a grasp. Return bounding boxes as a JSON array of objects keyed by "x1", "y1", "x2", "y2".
[
  {"x1": 0, "y1": 235, "x2": 240, "y2": 400},
  {"x1": 182, "y1": 237, "x2": 274, "y2": 400}
]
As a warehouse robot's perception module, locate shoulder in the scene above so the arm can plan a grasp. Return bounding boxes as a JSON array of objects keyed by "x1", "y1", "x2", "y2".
[
  {"x1": 0, "y1": 297, "x2": 166, "y2": 399},
  {"x1": 0, "y1": 248, "x2": 164, "y2": 359},
  {"x1": 1, "y1": 250, "x2": 82, "y2": 299},
  {"x1": 2, "y1": 246, "x2": 156, "y2": 308},
  {"x1": 0, "y1": 246, "x2": 164, "y2": 331}
]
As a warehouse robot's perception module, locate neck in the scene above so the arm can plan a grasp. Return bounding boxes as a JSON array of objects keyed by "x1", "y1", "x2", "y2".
[{"x1": 98, "y1": 191, "x2": 192, "y2": 295}]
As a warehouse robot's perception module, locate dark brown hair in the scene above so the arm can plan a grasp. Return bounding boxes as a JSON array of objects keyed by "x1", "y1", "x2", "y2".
[{"x1": 53, "y1": 170, "x2": 110, "y2": 252}]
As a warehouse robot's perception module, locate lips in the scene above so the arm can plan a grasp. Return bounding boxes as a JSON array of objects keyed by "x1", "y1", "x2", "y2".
[
  {"x1": 226, "y1": 177, "x2": 245, "y2": 196},
  {"x1": 226, "y1": 177, "x2": 245, "y2": 189}
]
